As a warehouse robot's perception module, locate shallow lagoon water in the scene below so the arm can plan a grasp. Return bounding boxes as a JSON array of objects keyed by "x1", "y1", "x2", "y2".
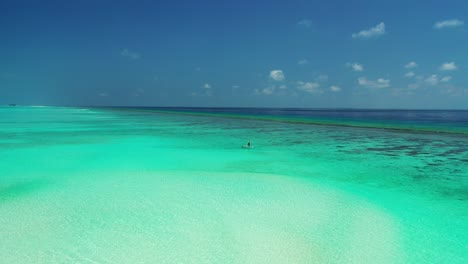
[{"x1": 0, "y1": 106, "x2": 467, "y2": 263}]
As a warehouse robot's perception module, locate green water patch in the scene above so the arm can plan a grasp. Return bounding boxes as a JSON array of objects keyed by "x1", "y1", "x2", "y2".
[
  {"x1": 0, "y1": 179, "x2": 51, "y2": 202},
  {"x1": 313, "y1": 176, "x2": 468, "y2": 264}
]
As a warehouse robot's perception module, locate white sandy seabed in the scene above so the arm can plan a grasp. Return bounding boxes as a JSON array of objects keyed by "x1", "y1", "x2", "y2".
[{"x1": 0, "y1": 170, "x2": 408, "y2": 264}]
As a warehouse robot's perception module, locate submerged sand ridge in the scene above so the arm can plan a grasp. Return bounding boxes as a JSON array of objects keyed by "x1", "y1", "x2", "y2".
[{"x1": 0, "y1": 170, "x2": 403, "y2": 264}]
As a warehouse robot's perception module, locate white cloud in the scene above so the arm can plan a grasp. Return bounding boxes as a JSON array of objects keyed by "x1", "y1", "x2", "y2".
[
  {"x1": 352, "y1": 22, "x2": 386, "y2": 39},
  {"x1": 98, "y1": 92, "x2": 109, "y2": 97},
  {"x1": 352, "y1": 63, "x2": 364, "y2": 72},
  {"x1": 425, "y1": 75, "x2": 439, "y2": 86},
  {"x1": 297, "y1": 81, "x2": 322, "y2": 94},
  {"x1": 405, "y1": 71, "x2": 415, "y2": 78},
  {"x1": 434, "y1": 19, "x2": 464, "y2": 29},
  {"x1": 405, "y1": 61, "x2": 418, "y2": 69},
  {"x1": 194, "y1": 83, "x2": 213, "y2": 96},
  {"x1": 120, "y1": 49, "x2": 140, "y2": 59},
  {"x1": 297, "y1": 19, "x2": 312, "y2": 28},
  {"x1": 316, "y1": 74, "x2": 329, "y2": 82},
  {"x1": 298, "y1": 59, "x2": 309, "y2": 65},
  {"x1": 439, "y1": 62, "x2": 457, "y2": 71},
  {"x1": 441, "y1": 76, "x2": 452, "y2": 82},
  {"x1": 409, "y1": 75, "x2": 452, "y2": 89},
  {"x1": 270, "y1": 70, "x2": 285, "y2": 81},
  {"x1": 232, "y1": 85, "x2": 240, "y2": 89},
  {"x1": 441, "y1": 86, "x2": 468, "y2": 97},
  {"x1": 347, "y1": 63, "x2": 364, "y2": 72},
  {"x1": 255, "y1": 84, "x2": 288, "y2": 96},
  {"x1": 358, "y1": 77, "x2": 390, "y2": 88},
  {"x1": 255, "y1": 87, "x2": 274, "y2": 95},
  {"x1": 330, "y1": 85, "x2": 341, "y2": 92},
  {"x1": 259, "y1": 87, "x2": 274, "y2": 95}
]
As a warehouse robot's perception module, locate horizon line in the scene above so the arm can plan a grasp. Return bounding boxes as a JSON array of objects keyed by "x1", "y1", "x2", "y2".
[{"x1": 4, "y1": 104, "x2": 467, "y2": 111}]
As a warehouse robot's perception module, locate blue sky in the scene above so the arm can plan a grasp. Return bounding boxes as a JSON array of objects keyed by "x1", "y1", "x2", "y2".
[{"x1": 1, "y1": 0, "x2": 467, "y2": 108}]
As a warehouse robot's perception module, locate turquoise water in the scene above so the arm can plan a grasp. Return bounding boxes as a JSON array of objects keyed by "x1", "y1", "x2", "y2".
[{"x1": 0, "y1": 106, "x2": 467, "y2": 263}]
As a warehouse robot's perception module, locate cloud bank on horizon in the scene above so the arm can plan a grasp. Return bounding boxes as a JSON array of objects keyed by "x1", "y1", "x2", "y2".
[{"x1": 0, "y1": 0, "x2": 467, "y2": 109}]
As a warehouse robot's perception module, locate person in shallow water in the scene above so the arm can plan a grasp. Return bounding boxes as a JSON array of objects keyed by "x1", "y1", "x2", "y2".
[{"x1": 242, "y1": 140, "x2": 252, "y2": 148}]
